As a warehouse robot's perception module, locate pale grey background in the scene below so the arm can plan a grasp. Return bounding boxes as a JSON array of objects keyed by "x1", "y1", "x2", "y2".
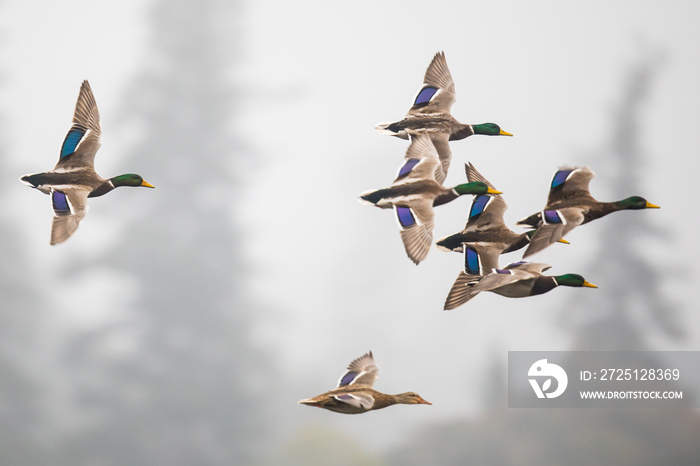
[{"x1": 1, "y1": 0, "x2": 698, "y2": 464}]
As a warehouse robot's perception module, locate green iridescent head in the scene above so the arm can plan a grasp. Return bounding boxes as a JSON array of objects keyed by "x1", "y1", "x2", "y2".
[
  {"x1": 112, "y1": 174, "x2": 155, "y2": 188},
  {"x1": 554, "y1": 274, "x2": 597, "y2": 288},
  {"x1": 618, "y1": 196, "x2": 660, "y2": 210},
  {"x1": 454, "y1": 182, "x2": 502, "y2": 196},
  {"x1": 473, "y1": 123, "x2": 513, "y2": 137}
]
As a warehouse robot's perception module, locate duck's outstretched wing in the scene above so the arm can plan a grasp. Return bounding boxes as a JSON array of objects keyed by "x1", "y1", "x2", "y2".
[
  {"x1": 49, "y1": 188, "x2": 89, "y2": 245},
  {"x1": 462, "y1": 242, "x2": 501, "y2": 275},
  {"x1": 427, "y1": 133, "x2": 451, "y2": 185},
  {"x1": 408, "y1": 51, "x2": 456, "y2": 115},
  {"x1": 443, "y1": 242, "x2": 502, "y2": 310},
  {"x1": 460, "y1": 163, "x2": 508, "y2": 230},
  {"x1": 395, "y1": 199, "x2": 435, "y2": 265},
  {"x1": 337, "y1": 351, "x2": 379, "y2": 388},
  {"x1": 545, "y1": 166, "x2": 596, "y2": 205},
  {"x1": 522, "y1": 207, "x2": 584, "y2": 258},
  {"x1": 55, "y1": 80, "x2": 102, "y2": 171},
  {"x1": 443, "y1": 270, "x2": 483, "y2": 310},
  {"x1": 395, "y1": 132, "x2": 441, "y2": 184}
]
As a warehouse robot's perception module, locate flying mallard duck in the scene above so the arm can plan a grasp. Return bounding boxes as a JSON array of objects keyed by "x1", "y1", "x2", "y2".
[
  {"x1": 375, "y1": 51, "x2": 512, "y2": 181},
  {"x1": 298, "y1": 351, "x2": 431, "y2": 414},
  {"x1": 517, "y1": 166, "x2": 659, "y2": 258},
  {"x1": 20, "y1": 80, "x2": 154, "y2": 245},
  {"x1": 444, "y1": 253, "x2": 597, "y2": 310},
  {"x1": 436, "y1": 163, "x2": 568, "y2": 256},
  {"x1": 360, "y1": 133, "x2": 501, "y2": 264}
]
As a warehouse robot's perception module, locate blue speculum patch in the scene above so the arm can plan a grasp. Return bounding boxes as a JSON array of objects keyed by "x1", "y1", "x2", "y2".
[
  {"x1": 339, "y1": 372, "x2": 356, "y2": 386},
  {"x1": 413, "y1": 86, "x2": 438, "y2": 106},
  {"x1": 52, "y1": 191, "x2": 70, "y2": 215},
  {"x1": 495, "y1": 269, "x2": 511, "y2": 275},
  {"x1": 465, "y1": 247, "x2": 480, "y2": 274},
  {"x1": 60, "y1": 126, "x2": 86, "y2": 158},
  {"x1": 396, "y1": 206, "x2": 416, "y2": 227},
  {"x1": 543, "y1": 210, "x2": 563, "y2": 224},
  {"x1": 398, "y1": 158, "x2": 420, "y2": 178},
  {"x1": 337, "y1": 394, "x2": 353, "y2": 400},
  {"x1": 551, "y1": 169, "x2": 574, "y2": 188},
  {"x1": 470, "y1": 195, "x2": 490, "y2": 219}
]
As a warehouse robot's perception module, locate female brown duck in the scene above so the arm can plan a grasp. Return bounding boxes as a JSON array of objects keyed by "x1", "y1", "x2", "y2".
[{"x1": 298, "y1": 351, "x2": 431, "y2": 414}]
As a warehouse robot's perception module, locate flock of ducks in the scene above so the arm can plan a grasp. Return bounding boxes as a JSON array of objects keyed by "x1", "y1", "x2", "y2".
[
  {"x1": 19, "y1": 55, "x2": 659, "y2": 415},
  {"x1": 358, "y1": 51, "x2": 654, "y2": 315},
  {"x1": 300, "y1": 51, "x2": 659, "y2": 413}
]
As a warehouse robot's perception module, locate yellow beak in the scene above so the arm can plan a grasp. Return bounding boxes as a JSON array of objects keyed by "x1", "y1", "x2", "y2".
[
  {"x1": 583, "y1": 281, "x2": 598, "y2": 288},
  {"x1": 141, "y1": 180, "x2": 155, "y2": 188},
  {"x1": 499, "y1": 129, "x2": 513, "y2": 136},
  {"x1": 645, "y1": 202, "x2": 660, "y2": 208}
]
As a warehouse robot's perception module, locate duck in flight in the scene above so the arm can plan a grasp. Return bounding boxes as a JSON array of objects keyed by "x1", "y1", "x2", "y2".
[
  {"x1": 21, "y1": 80, "x2": 154, "y2": 245},
  {"x1": 376, "y1": 51, "x2": 512, "y2": 182},
  {"x1": 298, "y1": 351, "x2": 431, "y2": 414},
  {"x1": 517, "y1": 166, "x2": 659, "y2": 257}
]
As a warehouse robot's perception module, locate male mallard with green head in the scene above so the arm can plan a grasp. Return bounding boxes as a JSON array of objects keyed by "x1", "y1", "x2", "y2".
[
  {"x1": 376, "y1": 51, "x2": 512, "y2": 180},
  {"x1": 360, "y1": 133, "x2": 501, "y2": 264},
  {"x1": 517, "y1": 166, "x2": 659, "y2": 258},
  {"x1": 21, "y1": 80, "x2": 154, "y2": 245},
  {"x1": 444, "y1": 256, "x2": 597, "y2": 310},
  {"x1": 298, "y1": 351, "x2": 431, "y2": 414}
]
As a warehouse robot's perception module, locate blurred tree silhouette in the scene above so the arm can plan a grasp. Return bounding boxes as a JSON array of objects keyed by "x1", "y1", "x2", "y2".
[
  {"x1": 0, "y1": 57, "x2": 52, "y2": 465},
  {"x1": 53, "y1": 1, "x2": 270, "y2": 464},
  {"x1": 562, "y1": 48, "x2": 682, "y2": 350}
]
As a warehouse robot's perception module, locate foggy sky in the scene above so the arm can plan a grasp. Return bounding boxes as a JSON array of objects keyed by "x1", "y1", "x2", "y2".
[{"x1": 1, "y1": 0, "x2": 699, "y2": 459}]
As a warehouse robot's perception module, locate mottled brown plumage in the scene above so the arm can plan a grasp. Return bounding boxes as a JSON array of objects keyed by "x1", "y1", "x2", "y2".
[{"x1": 298, "y1": 351, "x2": 431, "y2": 414}]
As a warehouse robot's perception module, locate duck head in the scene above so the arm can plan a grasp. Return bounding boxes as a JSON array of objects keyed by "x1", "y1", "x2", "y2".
[
  {"x1": 453, "y1": 182, "x2": 502, "y2": 196},
  {"x1": 393, "y1": 392, "x2": 432, "y2": 405},
  {"x1": 554, "y1": 274, "x2": 598, "y2": 288},
  {"x1": 112, "y1": 174, "x2": 155, "y2": 188},
  {"x1": 618, "y1": 196, "x2": 660, "y2": 210},
  {"x1": 472, "y1": 123, "x2": 513, "y2": 137}
]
